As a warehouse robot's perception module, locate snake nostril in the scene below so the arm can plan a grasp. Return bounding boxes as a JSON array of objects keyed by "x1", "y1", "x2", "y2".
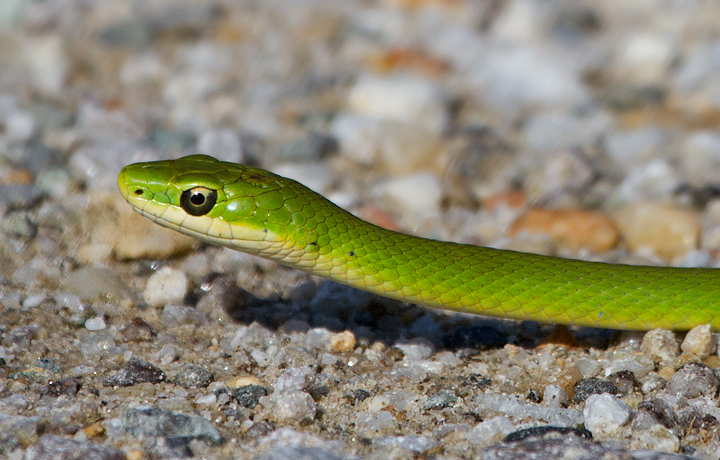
[{"x1": 134, "y1": 189, "x2": 143, "y2": 196}]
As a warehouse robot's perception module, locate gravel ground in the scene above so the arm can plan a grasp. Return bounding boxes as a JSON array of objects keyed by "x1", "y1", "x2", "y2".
[{"x1": 3, "y1": 1, "x2": 720, "y2": 459}]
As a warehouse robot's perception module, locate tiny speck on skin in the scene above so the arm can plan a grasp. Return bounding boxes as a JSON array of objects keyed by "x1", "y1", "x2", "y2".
[{"x1": 348, "y1": 251, "x2": 355, "y2": 256}]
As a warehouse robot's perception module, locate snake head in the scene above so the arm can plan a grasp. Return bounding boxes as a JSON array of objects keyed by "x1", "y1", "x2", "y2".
[{"x1": 118, "y1": 155, "x2": 297, "y2": 253}]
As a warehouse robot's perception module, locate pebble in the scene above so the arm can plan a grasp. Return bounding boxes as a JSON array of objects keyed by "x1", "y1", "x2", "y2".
[
  {"x1": 509, "y1": 209, "x2": 619, "y2": 252},
  {"x1": 330, "y1": 114, "x2": 381, "y2": 165},
  {"x1": 374, "y1": 121, "x2": 443, "y2": 175},
  {"x1": 233, "y1": 385, "x2": 269, "y2": 409},
  {"x1": 22, "y1": 35, "x2": 68, "y2": 97},
  {"x1": 0, "y1": 212, "x2": 38, "y2": 240},
  {"x1": 583, "y1": 394, "x2": 631, "y2": 436},
  {"x1": 59, "y1": 266, "x2": 133, "y2": 302},
  {"x1": 423, "y1": 392, "x2": 457, "y2": 410},
  {"x1": 256, "y1": 447, "x2": 345, "y2": 460},
  {"x1": 259, "y1": 391, "x2": 316, "y2": 423},
  {"x1": 606, "y1": 128, "x2": 669, "y2": 167},
  {"x1": 144, "y1": 267, "x2": 189, "y2": 307},
  {"x1": 354, "y1": 411, "x2": 397, "y2": 437},
  {"x1": 374, "y1": 435, "x2": 439, "y2": 453},
  {"x1": 377, "y1": 172, "x2": 442, "y2": 214},
  {"x1": 612, "y1": 203, "x2": 700, "y2": 261},
  {"x1": 23, "y1": 434, "x2": 125, "y2": 460},
  {"x1": 543, "y1": 385, "x2": 568, "y2": 409},
  {"x1": 680, "y1": 324, "x2": 716, "y2": 357},
  {"x1": 465, "y1": 416, "x2": 516, "y2": 446},
  {"x1": 393, "y1": 338, "x2": 435, "y2": 362},
  {"x1": 573, "y1": 379, "x2": 618, "y2": 404},
  {"x1": 0, "y1": 185, "x2": 45, "y2": 210},
  {"x1": 103, "y1": 358, "x2": 166, "y2": 387},
  {"x1": 524, "y1": 111, "x2": 612, "y2": 155},
  {"x1": 664, "y1": 362, "x2": 719, "y2": 398},
  {"x1": 641, "y1": 329, "x2": 680, "y2": 362},
  {"x1": 524, "y1": 151, "x2": 596, "y2": 204},
  {"x1": 161, "y1": 305, "x2": 208, "y2": 328},
  {"x1": 682, "y1": 131, "x2": 720, "y2": 186},
  {"x1": 347, "y1": 74, "x2": 448, "y2": 133},
  {"x1": 329, "y1": 330, "x2": 356, "y2": 352},
  {"x1": 1, "y1": 422, "x2": 33, "y2": 455},
  {"x1": 122, "y1": 407, "x2": 223, "y2": 445},
  {"x1": 630, "y1": 424, "x2": 680, "y2": 453},
  {"x1": 84, "y1": 316, "x2": 106, "y2": 331},
  {"x1": 616, "y1": 160, "x2": 681, "y2": 203},
  {"x1": 174, "y1": 365, "x2": 214, "y2": 389}
]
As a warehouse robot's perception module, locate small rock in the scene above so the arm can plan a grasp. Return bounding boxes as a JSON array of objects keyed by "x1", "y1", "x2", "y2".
[
  {"x1": 543, "y1": 384, "x2": 568, "y2": 408},
  {"x1": 23, "y1": 35, "x2": 69, "y2": 96},
  {"x1": 606, "y1": 371, "x2": 638, "y2": 395},
  {"x1": 23, "y1": 434, "x2": 124, "y2": 460},
  {"x1": 305, "y1": 328, "x2": 331, "y2": 349},
  {"x1": 633, "y1": 398, "x2": 677, "y2": 430},
  {"x1": 0, "y1": 414, "x2": 38, "y2": 452},
  {"x1": 161, "y1": 305, "x2": 207, "y2": 328},
  {"x1": 118, "y1": 318, "x2": 155, "y2": 342},
  {"x1": 175, "y1": 365, "x2": 214, "y2": 389},
  {"x1": 614, "y1": 33, "x2": 676, "y2": 85},
  {"x1": 1, "y1": 212, "x2": 38, "y2": 239},
  {"x1": 682, "y1": 131, "x2": 720, "y2": 186},
  {"x1": 378, "y1": 172, "x2": 442, "y2": 214},
  {"x1": 374, "y1": 435, "x2": 439, "y2": 453},
  {"x1": 274, "y1": 367, "x2": 314, "y2": 393},
  {"x1": 616, "y1": 160, "x2": 681, "y2": 202},
  {"x1": 466, "y1": 415, "x2": 515, "y2": 446},
  {"x1": 122, "y1": 407, "x2": 223, "y2": 445},
  {"x1": 394, "y1": 338, "x2": 435, "y2": 362},
  {"x1": 259, "y1": 391, "x2": 316, "y2": 423},
  {"x1": 104, "y1": 358, "x2": 166, "y2": 387},
  {"x1": 233, "y1": 385, "x2": 269, "y2": 408},
  {"x1": 573, "y1": 379, "x2": 618, "y2": 403},
  {"x1": 613, "y1": 203, "x2": 700, "y2": 261},
  {"x1": 583, "y1": 394, "x2": 631, "y2": 436},
  {"x1": 606, "y1": 128, "x2": 668, "y2": 167},
  {"x1": 0, "y1": 185, "x2": 45, "y2": 210},
  {"x1": 347, "y1": 74, "x2": 448, "y2": 133},
  {"x1": 84, "y1": 316, "x2": 107, "y2": 331},
  {"x1": 144, "y1": 267, "x2": 189, "y2": 307},
  {"x1": 329, "y1": 330, "x2": 356, "y2": 352},
  {"x1": 256, "y1": 447, "x2": 344, "y2": 460},
  {"x1": 509, "y1": 209, "x2": 619, "y2": 252},
  {"x1": 424, "y1": 392, "x2": 457, "y2": 410},
  {"x1": 630, "y1": 424, "x2": 680, "y2": 452},
  {"x1": 60, "y1": 266, "x2": 133, "y2": 302},
  {"x1": 374, "y1": 121, "x2": 443, "y2": 175},
  {"x1": 664, "y1": 362, "x2": 719, "y2": 398},
  {"x1": 354, "y1": 411, "x2": 397, "y2": 437},
  {"x1": 641, "y1": 328, "x2": 680, "y2": 361},
  {"x1": 680, "y1": 324, "x2": 716, "y2": 357}
]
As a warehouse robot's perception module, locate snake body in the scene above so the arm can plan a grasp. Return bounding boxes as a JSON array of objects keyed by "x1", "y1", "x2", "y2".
[{"x1": 118, "y1": 155, "x2": 720, "y2": 331}]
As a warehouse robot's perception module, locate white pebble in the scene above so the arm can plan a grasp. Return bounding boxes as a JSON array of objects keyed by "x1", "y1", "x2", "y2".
[
  {"x1": 465, "y1": 416, "x2": 515, "y2": 446},
  {"x1": 6, "y1": 112, "x2": 36, "y2": 142},
  {"x1": 84, "y1": 316, "x2": 107, "y2": 331},
  {"x1": 583, "y1": 394, "x2": 631, "y2": 436},
  {"x1": 196, "y1": 393, "x2": 217, "y2": 406},
  {"x1": 22, "y1": 294, "x2": 46, "y2": 309},
  {"x1": 378, "y1": 172, "x2": 442, "y2": 214},
  {"x1": 641, "y1": 328, "x2": 679, "y2": 362},
  {"x1": 681, "y1": 324, "x2": 716, "y2": 357},
  {"x1": 543, "y1": 384, "x2": 568, "y2": 409},
  {"x1": 144, "y1": 267, "x2": 189, "y2": 307},
  {"x1": 348, "y1": 74, "x2": 448, "y2": 133}
]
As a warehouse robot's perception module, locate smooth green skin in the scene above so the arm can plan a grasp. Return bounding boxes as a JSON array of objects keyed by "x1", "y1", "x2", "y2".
[{"x1": 118, "y1": 155, "x2": 720, "y2": 331}]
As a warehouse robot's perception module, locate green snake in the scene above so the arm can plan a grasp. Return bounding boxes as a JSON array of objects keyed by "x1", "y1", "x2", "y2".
[{"x1": 118, "y1": 154, "x2": 720, "y2": 331}]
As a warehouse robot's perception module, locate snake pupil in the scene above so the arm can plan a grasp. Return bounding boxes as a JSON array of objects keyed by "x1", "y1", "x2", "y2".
[
  {"x1": 190, "y1": 193, "x2": 205, "y2": 205},
  {"x1": 180, "y1": 187, "x2": 217, "y2": 216}
]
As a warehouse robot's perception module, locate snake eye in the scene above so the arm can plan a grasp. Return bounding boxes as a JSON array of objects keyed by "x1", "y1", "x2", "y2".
[{"x1": 180, "y1": 187, "x2": 217, "y2": 216}]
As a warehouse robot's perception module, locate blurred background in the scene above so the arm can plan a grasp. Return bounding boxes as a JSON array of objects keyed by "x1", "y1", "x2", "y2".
[{"x1": 3, "y1": 0, "x2": 720, "y2": 267}]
